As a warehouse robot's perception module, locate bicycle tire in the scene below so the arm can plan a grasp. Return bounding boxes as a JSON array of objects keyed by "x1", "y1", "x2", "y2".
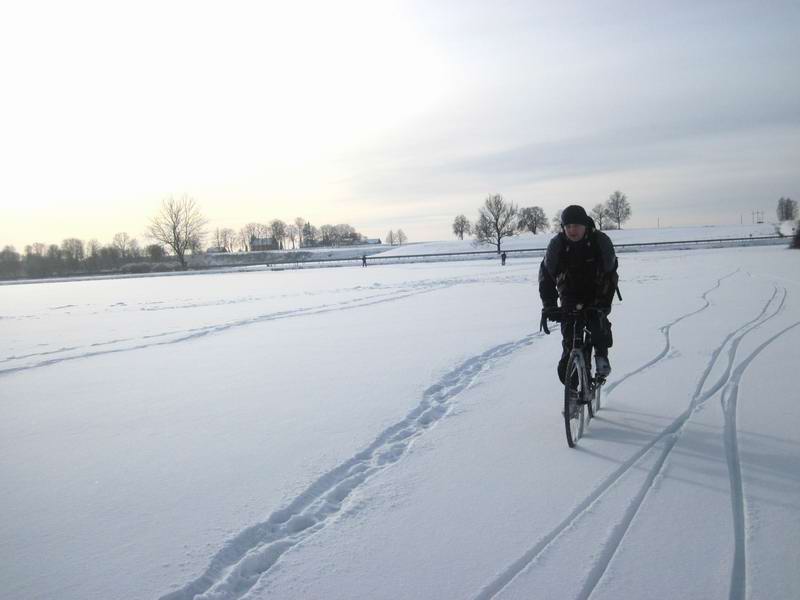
[
  {"x1": 589, "y1": 381, "x2": 601, "y2": 417},
  {"x1": 563, "y1": 351, "x2": 587, "y2": 448}
]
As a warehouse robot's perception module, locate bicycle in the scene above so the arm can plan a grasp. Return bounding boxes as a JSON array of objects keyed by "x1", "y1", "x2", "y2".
[{"x1": 544, "y1": 305, "x2": 607, "y2": 448}]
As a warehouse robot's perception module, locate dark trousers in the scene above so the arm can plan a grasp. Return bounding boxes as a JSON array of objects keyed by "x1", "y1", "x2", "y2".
[{"x1": 557, "y1": 313, "x2": 612, "y2": 383}]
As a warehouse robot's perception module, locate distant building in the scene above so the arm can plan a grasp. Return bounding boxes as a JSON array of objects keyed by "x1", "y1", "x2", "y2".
[
  {"x1": 250, "y1": 237, "x2": 279, "y2": 251},
  {"x1": 365, "y1": 238, "x2": 382, "y2": 245}
]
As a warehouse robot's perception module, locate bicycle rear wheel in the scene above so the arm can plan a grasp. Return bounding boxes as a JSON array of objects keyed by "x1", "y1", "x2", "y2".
[{"x1": 563, "y1": 351, "x2": 587, "y2": 448}]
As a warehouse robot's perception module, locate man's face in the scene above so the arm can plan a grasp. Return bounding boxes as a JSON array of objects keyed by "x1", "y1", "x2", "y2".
[{"x1": 564, "y1": 223, "x2": 586, "y2": 242}]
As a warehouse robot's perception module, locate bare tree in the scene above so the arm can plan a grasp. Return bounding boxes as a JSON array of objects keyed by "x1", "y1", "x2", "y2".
[
  {"x1": 0, "y1": 246, "x2": 22, "y2": 278},
  {"x1": 302, "y1": 222, "x2": 318, "y2": 246},
  {"x1": 396, "y1": 229, "x2": 407, "y2": 245},
  {"x1": 518, "y1": 206, "x2": 548, "y2": 235},
  {"x1": 452, "y1": 214, "x2": 471, "y2": 240},
  {"x1": 112, "y1": 232, "x2": 132, "y2": 258},
  {"x1": 239, "y1": 222, "x2": 267, "y2": 252},
  {"x1": 474, "y1": 194, "x2": 519, "y2": 252},
  {"x1": 550, "y1": 209, "x2": 563, "y2": 232},
  {"x1": 60, "y1": 238, "x2": 85, "y2": 264},
  {"x1": 294, "y1": 217, "x2": 306, "y2": 247},
  {"x1": 320, "y1": 224, "x2": 335, "y2": 246},
  {"x1": 129, "y1": 239, "x2": 142, "y2": 259},
  {"x1": 87, "y1": 239, "x2": 101, "y2": 258},
  {"x1": 219, "y1": 228, "x2": 236, "y2": 252},
  {"x1": 147, "y1": 196, "x2": 208, "y2": 268},
  {"x1": 386, "y1": 230, "x2": 395, "y2": 245},
  {"x1": 270, "y1": 219, "x2": 287, "y2": 249},
  {"x1": 605, "y1": 191, "x2": 632, "y2": 229},
  {"x1": 212, "y1": 228, "x2": 236, "y2": 252},
  {"x1": 286, "y1": 224, "x2": 299, "y2": 249},
  {"x1": 590, "y1": 204, "x2": 608, "y2": 230},
  {"x1": 146, "y1": 244, "x2": 165, "y2": 260},
  {"x1": 777, "y1": 197, "x2": 798, "y2": 221}
]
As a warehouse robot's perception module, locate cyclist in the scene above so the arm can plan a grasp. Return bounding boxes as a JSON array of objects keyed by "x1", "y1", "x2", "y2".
[{"x1": 539, "y1": 205, "x2": 618, "y2": 383}]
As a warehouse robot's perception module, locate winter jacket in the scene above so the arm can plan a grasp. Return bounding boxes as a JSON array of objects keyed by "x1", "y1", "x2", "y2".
[{"x1": 539, "y1": 228, "x2": 618, "y2": 309}]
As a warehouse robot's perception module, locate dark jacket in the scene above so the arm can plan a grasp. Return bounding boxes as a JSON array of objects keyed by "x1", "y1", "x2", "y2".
[{"x1": 539, "y1": 227, "x2": 617, "y2": 309}]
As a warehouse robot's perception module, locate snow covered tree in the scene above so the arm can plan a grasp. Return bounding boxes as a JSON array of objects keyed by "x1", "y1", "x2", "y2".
[
  {"x1": 386, "y1": 230, "x2": 395, "y2": 245},
  {"x1": 518, "y1": 206, "x2": 548, "y2": 234},
  {"x1": 396, "y1": 229, "x2": 407, "y2": 245},
  {"x1": 474, "y1": 194, "x2": 518, "y2": 252},
  {"x1": 452, "y1": 214, "x2": 471, "y2": 239},
  {"x1": 605, "y1": 191, "x2": 632, "y2": 229}
]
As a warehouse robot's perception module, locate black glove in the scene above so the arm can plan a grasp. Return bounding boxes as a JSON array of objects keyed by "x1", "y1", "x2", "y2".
[{"x1": 540, "y1": 306, "x2": 560, "y2": 334}]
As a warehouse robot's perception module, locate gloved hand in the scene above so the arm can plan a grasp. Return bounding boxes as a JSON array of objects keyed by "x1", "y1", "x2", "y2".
[{"x1": 540, "y1": 306, "x2": 561, "y2": 334}]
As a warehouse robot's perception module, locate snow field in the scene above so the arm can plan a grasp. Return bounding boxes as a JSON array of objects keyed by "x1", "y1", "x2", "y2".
[{"x1": 1, "y1": 245, "x2": 798, "y2": 600}]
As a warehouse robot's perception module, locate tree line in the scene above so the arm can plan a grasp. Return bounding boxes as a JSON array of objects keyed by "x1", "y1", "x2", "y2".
[
  {"x1": 452, "y1": 191, "x2": 633, "y2": 251},
  {"x1": 0, "y1": 196, "x2": 384, "y2": 279}
]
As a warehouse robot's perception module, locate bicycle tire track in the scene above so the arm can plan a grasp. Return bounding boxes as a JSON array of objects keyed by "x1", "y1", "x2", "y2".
[
  {"x1": 575, "y1": 290, "x2": 789, "y2": 600},
  {"x1": 160, "y1": 332, "x2": 542, "y2": 600},
  {"x1": 474, "y1": 284, "x2": 784, "y2": 600},
  {"x1": 721, "y1": 319, "x2": 799, "y2": 600},
  {"x1": 0, "y1": 282, "x2": 461, "y2": 378},
  {"x1": 605, "y1": 268, "x2": 739, "y2": 395},
  {"x1": 565, "y1": 287, "x2": 787, "y2": 600}
]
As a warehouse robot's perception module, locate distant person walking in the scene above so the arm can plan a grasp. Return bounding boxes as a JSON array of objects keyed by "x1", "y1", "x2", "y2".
[
  {"x1": 501, "y1": 251, "x2": 507, "y2": 266},
  {"x1": 362, "y1": 254, "x2": 367, "y2": 267}
]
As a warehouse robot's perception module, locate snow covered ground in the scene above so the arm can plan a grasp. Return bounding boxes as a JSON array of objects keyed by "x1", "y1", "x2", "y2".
[
  {"x1": 1, "y1": 243, "x2": 799, "y2": 600},
  {"x1": 375, "y1": 223, "x2": 781, "y2": 257}
]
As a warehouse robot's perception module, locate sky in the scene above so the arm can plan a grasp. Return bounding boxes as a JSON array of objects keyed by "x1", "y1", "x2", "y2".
[{"x1": 1, "y1": 0, "x2": 798, "y2": 250}]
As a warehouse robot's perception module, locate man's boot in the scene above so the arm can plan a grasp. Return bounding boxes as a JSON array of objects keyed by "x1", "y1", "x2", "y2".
[{"x1": 595, "y1": 355, "x2": 611, "y2": 377}]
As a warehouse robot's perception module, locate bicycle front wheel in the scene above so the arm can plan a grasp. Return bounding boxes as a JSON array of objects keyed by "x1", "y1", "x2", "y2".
[
  {"x1": 589, "y1": 381, "x2": 601, "y2": 417},
  {"x1": 563, "y1": 351, "x2": 587, "y2": 448}
]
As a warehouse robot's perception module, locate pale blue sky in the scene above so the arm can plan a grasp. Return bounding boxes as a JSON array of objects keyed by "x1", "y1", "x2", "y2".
[{"x1": 1, "y1": 0, "x2": 798, "y2": 249}]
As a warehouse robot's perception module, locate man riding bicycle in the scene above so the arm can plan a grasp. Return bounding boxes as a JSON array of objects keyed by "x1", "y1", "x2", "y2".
[{"x1": 539, "y1": 205, "x2": 618, "y2": 383}]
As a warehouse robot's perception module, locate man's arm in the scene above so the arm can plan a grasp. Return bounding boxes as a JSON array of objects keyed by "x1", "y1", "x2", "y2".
[
  {"x1": 594, "y1": 231, "x2": 618, "y2": 309},
  {"x1": 538, "y1": 236, "x2": 561, "y2": 307}
]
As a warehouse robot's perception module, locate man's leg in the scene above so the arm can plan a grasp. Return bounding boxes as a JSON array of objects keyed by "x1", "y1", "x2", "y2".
[
  {"x1": 589, "y1": 313, "x2": 612, "y2": 376},
  {"x1": 558, "y1": 320, "x2": 574, "y2": 384}
]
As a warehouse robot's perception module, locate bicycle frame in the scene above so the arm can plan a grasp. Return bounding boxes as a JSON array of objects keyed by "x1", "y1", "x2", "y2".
[{"x1": 559, "y1": 304, "x2": 605, "y2": 447}]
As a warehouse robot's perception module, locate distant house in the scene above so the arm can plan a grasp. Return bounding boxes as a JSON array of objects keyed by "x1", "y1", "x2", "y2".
[
  {"x1": 206, "y1": 246, "x2": 228, "y2": 254},
  {"x1": 250, "y1": 237, "x2": 279, "y2": 251},
  {"x1": 365, "y1": 238, "x2": 382, "y2": 245}
]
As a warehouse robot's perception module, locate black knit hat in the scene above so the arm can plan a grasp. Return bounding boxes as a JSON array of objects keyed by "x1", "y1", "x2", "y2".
[{"x1": 561, "y1": 205, "x2": 590, "y2": 226}]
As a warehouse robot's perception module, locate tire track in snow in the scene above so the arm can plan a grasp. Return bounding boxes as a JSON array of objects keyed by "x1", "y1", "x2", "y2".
[
  {"x1": 721, "y1": 319, "x2": 799, "y2": 600},
  {"x1": 572, "y1": 290, "x2": 787, "y2": 600},
  {"x1": 605, "y1": 268, "x2": 739, "y2": 395},
  {"x1": 160, "y1": 333, "x2": 542, "y2": 600},
  {"x1": 475, "y1": 278, "x2": 784, "y2": 600},
  {"x1": 0, "y1": 282, "x2": 460, "y2": 378}
]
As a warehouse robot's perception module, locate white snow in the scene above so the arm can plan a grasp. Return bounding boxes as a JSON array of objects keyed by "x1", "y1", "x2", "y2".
[
  {"x1": 375, "y1": 223, "x2": 781, "y2": 256},
  {"x1": 1, "y1": 238, "x2": 798, "y2": 600}
]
